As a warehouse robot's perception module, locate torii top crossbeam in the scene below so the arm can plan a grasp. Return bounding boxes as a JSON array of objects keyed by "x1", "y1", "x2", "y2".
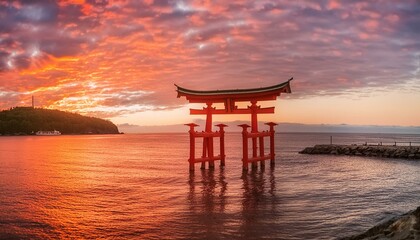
[{"x1": 175, "y1": 78, "x2": 292, "y2": 115}]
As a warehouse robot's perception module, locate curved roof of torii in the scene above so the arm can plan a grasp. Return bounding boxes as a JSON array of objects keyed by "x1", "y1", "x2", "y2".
[{"x1": 175, "y1": 77, "x2": 292, "y2": 101}]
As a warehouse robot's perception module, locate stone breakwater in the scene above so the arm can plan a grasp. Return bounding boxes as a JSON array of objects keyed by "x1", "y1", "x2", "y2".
[{"x1": 299, "y1": 144, "x2": 420, "y2": 159}]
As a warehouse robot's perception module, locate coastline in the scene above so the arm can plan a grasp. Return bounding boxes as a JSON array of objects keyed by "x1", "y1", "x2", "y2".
[{"x1": 341, "y1": 206, "x2": 420, "y2": 240}]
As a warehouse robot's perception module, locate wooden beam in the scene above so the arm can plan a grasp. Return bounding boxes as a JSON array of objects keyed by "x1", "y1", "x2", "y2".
[
  {"x1": 190, "y1": 108, "x2": 227, "y2": 115},
  {"x1": 193, "y1": 156, "x2": 222, "y2": 163},
  {"x1": 183, "y1": 90, "x2": 284, "y2": 103},
  {"x1": 190, "y1": 107, "x2": 274, "y2": 115}
]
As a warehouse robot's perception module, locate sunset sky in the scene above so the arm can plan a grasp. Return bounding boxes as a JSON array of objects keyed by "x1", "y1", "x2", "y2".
[{"x1": 1, "y1": 0, "x2": 419, "y2": 129}]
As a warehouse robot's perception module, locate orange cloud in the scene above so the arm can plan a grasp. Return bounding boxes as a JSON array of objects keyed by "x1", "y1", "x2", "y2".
[{"x1": 0, "y1": 0, "x2": 419, "y2": 123}]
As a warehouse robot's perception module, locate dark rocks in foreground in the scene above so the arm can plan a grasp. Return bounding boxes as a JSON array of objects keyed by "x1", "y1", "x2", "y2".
[
  {"x1": 341, "y1": 206, "x2": 420, "y2": 240},
  {"x1": 299, "y1": 144, "x2": 420, "y2": 160}
]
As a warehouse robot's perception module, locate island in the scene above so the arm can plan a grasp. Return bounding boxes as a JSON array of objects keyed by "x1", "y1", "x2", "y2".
[{"x1": 0, "y1": 107, "x2": 120, "y2": 135}]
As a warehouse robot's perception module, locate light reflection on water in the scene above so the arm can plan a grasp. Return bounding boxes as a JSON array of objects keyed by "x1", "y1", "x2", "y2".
[{"x1": 0, "y1": 133, "x2": 420, "y2": 239}]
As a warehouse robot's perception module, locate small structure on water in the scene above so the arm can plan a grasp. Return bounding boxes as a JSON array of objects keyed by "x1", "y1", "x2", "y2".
[
  {"x1": 36, "y1": 130, "x2": 61, "y2": 136},
  {"x1": 175, "y1": 78, "x2": 292, "y2": 171}
]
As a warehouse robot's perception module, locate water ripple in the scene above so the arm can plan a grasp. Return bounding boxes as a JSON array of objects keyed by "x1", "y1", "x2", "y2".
[{"x1": 0, "y1": 133, "x2": 419, "y2": 239}]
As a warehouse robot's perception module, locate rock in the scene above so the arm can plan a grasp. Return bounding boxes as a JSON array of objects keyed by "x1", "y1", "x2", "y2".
[
  {"x1": 299, "y1": 147, "x2": 314, "y2": 154},
  {"x1": 340, "y1": 206, "x2": 420, "y2": 240},
  {"x1": 299, "y1": 145, "x2": 420, "y2": 160}
]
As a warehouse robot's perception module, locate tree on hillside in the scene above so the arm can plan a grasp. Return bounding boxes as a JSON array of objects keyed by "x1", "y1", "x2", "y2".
[{"x1": 0, "y1": 107, "x2": 119, "y2": 135}]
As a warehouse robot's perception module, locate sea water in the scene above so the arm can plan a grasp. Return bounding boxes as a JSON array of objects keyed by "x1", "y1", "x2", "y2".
[{"x1": 1, "y1": 133, "x2": 419, "y2": 239}]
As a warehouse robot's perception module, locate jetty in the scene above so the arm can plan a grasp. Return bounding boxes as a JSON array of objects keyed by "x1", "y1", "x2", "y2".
[{"x1": 300, "y1": 144, "x2": 420, "y2": 160}]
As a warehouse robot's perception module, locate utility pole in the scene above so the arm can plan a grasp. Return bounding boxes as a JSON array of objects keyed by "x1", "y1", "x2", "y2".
[{"x1": 32, "y1": 96, "x2": 34, "y2": 108}]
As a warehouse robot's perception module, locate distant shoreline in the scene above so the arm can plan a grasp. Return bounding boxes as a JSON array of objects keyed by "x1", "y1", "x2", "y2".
[
  {"x1": 0, "y1": 132, "x2": 123, "y2": 137},
  {"x1": 117, "y1": 121, "x2": 420, "y2": 134}
]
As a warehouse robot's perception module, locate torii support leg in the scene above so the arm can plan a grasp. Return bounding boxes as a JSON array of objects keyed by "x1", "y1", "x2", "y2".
[
  {"x1": 216, "y1": 124, "x2": 227, "y2": 167},
  {"x1": 186, "y1": 123, "x2": 227, "y2": 171},
  {"x1": 203, "y1": 102, "x2": 214, "y2": 169},
  {"x1": 186, "y1": 123, "x2": 199, "y2": 172},
  {"x1": 239, "y1": 124, "x2": 250, "y2": 171},
  {"x1": 250, "y1": 101, "x2": 259, "y2": 170},
  {"x1": 265, "y1": 122, "x2": 278, "y2": 166},
  {"x1": 201, "y1": 139, "x2": 207, "y2": 169},
  {"x1": 259, "y1": 135, "x2": 265, "y2": 169}
]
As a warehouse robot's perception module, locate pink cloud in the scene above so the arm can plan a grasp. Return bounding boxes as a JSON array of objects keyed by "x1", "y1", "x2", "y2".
[
  {"x1": 0, "y1": 0, "x2": 419, "y2": 118},
  {"x1": 385, "y1": 14, "x2": 399, "y2": 23},
  {"x1": 363, "y1": 19, "x2": 379, "y2": 31},
  {"x1": 326, "y1": 0, "x2": 340, "y2": 10}
]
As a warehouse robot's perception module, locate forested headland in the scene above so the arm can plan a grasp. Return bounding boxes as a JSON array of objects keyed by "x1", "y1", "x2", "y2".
[{"x1": 0, "y1": 107, "x2": 120, "y2": 135}]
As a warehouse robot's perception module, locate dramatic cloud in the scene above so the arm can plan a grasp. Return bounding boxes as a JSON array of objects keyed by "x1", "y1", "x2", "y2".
[{"x1": 0, "y1": 0, "x2": 419, "y2": 117}]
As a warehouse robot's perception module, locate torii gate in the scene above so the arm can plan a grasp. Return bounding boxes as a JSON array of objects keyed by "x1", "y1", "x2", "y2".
[{"x1": 175, "y1": 78, "x2": 292, "y2": 171}]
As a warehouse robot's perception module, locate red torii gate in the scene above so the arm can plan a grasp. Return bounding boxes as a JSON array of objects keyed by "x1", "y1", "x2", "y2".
[{"x1": 176, "y1": 78, "x2": 292, "y2": 171}]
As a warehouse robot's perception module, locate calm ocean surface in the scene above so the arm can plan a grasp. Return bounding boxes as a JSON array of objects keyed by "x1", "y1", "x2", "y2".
[{"x1": 1, "y1": 132, "x2": 420, "y2": 239}]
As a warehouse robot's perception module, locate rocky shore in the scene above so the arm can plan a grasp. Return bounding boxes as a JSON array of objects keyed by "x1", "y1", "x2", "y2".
[
  {"x1": 341, "y1": 206, "x2": 420, "y2": 240},
  {"x1": 299, "y1": 144, "x2": 420, "y2": 160}
]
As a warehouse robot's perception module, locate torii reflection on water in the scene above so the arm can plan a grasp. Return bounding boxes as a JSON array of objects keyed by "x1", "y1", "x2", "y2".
[
  {"x1": 186, "y1": 168, "x2": 277, "y2": 238},
  {"x1": 188, "y1": 169, "x2": 227, "y2": 214},
  {"x1": 240, "y1": 168, "x2": 278, "y2": 238}
]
